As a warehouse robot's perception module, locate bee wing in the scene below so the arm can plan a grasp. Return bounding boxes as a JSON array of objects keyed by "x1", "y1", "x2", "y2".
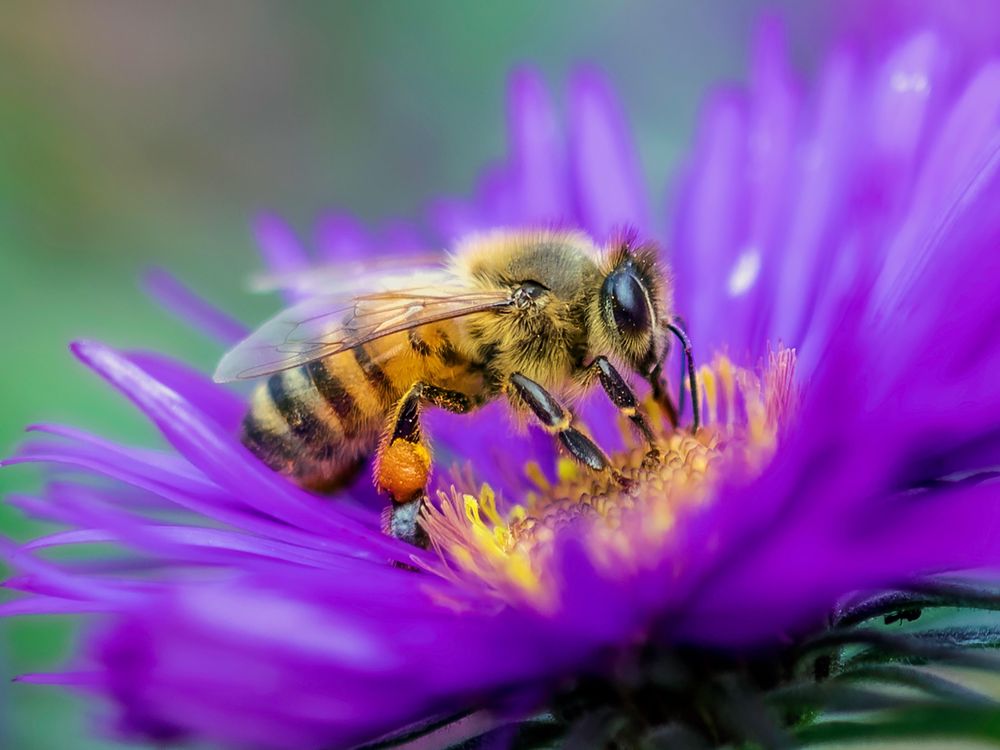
[
  {"x1": 213, "y1": 283, "x2": 513, "y2": 382},
  {"x1": 250, "y1": 254, "x2": 447, "y2": 297}
]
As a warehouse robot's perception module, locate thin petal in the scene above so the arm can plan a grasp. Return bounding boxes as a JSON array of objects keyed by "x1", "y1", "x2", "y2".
[
  {"x1": 507, "y1": 67, "x2": 570, "y2": 223},
  {"x1": 0, "y1": 539, "x2": 138, "y2": 604},
  {"x1": 770, "y1": 49, "x2": 858, "y2": 348},
  {"x1": 10, "y1": 428, "x2": 383, "y2": 559},
  {"x1": 252, "y1": 213, "x2": 310, "y2": 304},
  {"x1": 569, "y1": 67, "x2": 649, "y2": 239},
  {"x1": 69, "y1": 340, "x2": 399, "y2": 554},
  {"x1": 125, "y1": 351, "x2": 246, "y2": 432},
  {"x1": 313, "y1": 212, "x2": 370, "y2": 262},
  {"x1": 141, "y1": 269, "x2": 248, "y2": 346},
  {"x1": 670, "y1": 88, "x2": 749, "y2": 355},
  {"x1": 875, "y1": 61, "x2": 1000, "y2": 312}
]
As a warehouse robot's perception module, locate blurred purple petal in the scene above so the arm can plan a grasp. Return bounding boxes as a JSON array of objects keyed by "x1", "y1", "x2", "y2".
[
  {"x1": 569, "y1": 67, "x2": 649, "y2": 239},
  {"x1": 125, "y1": 350, "x2": 246, "y2": 432},
  {"x1": 507, "y1": 67, "x2": 570, "y2": 223},
  {"x1": 670, "y1": 88, "x2": 749, "y2": 355},
  {"x1": 313, "y1": 212, "x2": 371, "y2": 262},
  {"x1": 252, "y1": 213, "x2": 311, "y2": 304},
  {"x1": 142, "y1": 269, "x2": 248, "y2": 346}
]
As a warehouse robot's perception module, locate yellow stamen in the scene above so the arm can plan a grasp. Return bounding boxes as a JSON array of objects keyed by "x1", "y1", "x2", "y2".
[
  {"x1": 421, "y1": 347, "x2": 798, "y2": 606},
  {"x1": 700, "y1": 365, "x2": 718, "y2": 426},
  {"x1": 524, "y1": 461, "x2": 551, "y2": 491}
]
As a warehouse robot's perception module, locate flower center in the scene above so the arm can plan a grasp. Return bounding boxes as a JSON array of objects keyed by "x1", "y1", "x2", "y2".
[{"x1": 421, "y1": 348, "x2": 797, "y2": 606}]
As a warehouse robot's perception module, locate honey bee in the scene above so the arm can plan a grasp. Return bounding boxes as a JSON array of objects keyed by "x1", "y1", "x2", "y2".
[{"x1": 215, "y1": 229, "x2": 699, "y2": 546}]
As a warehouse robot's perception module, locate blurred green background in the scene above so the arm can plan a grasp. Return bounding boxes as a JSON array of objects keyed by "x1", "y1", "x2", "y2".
[{"x1": 0, "y1": 2, "x2": 863, "y2": 747}]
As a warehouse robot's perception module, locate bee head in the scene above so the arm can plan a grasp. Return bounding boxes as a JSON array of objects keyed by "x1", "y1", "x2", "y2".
[{"x1": 596, "y1": 236, "x2": 672, "y2": 376}]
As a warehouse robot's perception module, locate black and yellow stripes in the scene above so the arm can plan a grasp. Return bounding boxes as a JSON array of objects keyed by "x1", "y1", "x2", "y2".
[
  {"x1": 306, "y1": 359, "x2": 355, "y2": 427},
  {"x1": 240, "y1": 326, "x2": 477, "y2": 493},
  {"x1": 351, "y1": 345, "x2": 398, "y2": 403},
  {"x1": 242, "y1": 341, "x2": 396, "y2": 489},
  {"x1": 407, "y1": 329, "x2": 432, "y2": 357},
  {"x1": 267, "y1": 370, "x2": 339, "y2": 445},
  {"x1": 407, "y1": 326, "x2": 468, "y2": 369}
]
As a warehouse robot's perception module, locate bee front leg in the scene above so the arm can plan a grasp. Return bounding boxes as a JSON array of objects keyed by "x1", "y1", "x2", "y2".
[
  {"x1": 507, "y1": 372, "x2": 629, "y2": 487},
  {"x1": 588, "y1": 356, "x2": 661, "y2": 469},
  {"x1": 377, "y1": 382, "x2": 472, "y2": 547}
]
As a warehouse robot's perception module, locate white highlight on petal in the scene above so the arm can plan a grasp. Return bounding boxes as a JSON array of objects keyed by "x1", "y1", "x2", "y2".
[
  {"x1": 727, "y1": 247, "x2": 761, "y2": 297},
  {"x1": 890, "y1": 71, "x2": 930, "y2": 93}
]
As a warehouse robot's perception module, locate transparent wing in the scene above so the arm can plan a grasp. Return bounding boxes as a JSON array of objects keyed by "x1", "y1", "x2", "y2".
[
  {"x1": 214, "y1": 282, "x2": 512, "y2": 382},
  {"x1": 250, "y1": 253, "x2": 447, "y2": 298}
]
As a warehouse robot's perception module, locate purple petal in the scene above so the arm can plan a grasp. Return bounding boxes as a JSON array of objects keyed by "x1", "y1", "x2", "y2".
[
  {"x1": 141, "y1": 269, "x2": 248, "y2": 346},
  {"x1": 69, "y1": 341, "x2": 398, "y2": 550},
  {"x1": 670, "y1": 88, "x2": 750, "y2": 356},
  {"x1": 6, "y1": 447, "x2": 365, "y2": 558},
  {"x1": 507, "y1": 67, "x2": 570, "y2": 224},
  {"x1": 312, "y1": 212, "x2": 371, "y2": 262},
  {"x1": 124, "y1": 351, "x2": 246, "y2": 432},
  {"x1": 864, "y1": 31, "x2": 944, "y2": 171},
  {"x1": 428, "y1": 197, "x2": 488, "y2": 244},
  {"x1": 0, "y1": 539, "x2": 138, "y2": 604},
  {"x1": 569, "y1": 67, "x2": 650, "y2": 240},
  {"x1": 769, "y1": 48, "x2": 858, "y2": 349},
  {"x1": 875, "y1": 61, "x2": 1000, "y2": 312},
  {"x1": 14, "y1": 672, "x2": 99, "y2": 685},
  {"x1": 252, "y1": 213, "x2": 311, "y2": 304},
  {"x1": 88, "y1": 572, "x2": 599, "y2": 749},
  {"x1": 680, "y1": 482, "x2": 1000, "y2": 645},
  {"x1": 735, "y1": 18, "x2": 801, "y2": 353},
  {"x1": 0, "y1": 597, "x2": 118, "y2": 616}
]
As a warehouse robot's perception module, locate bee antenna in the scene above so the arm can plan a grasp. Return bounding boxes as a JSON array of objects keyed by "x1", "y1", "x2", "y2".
[{"x1": 666, "y1": 319, "x2": 700, "y2": 432}]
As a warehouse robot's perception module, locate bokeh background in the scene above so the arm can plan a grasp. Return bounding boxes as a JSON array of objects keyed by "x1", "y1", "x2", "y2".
[{"x1": 0, "y1": 2, "x2": 982, "y2": 748}]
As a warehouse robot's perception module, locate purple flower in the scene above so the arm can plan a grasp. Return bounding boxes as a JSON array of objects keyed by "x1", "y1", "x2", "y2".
[{"x1": 4, "y1": 17, "x2": 1000, "y2": 750}]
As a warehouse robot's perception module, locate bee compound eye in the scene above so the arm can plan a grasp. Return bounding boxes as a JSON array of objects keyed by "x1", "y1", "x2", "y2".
[{"x1": 602, "y1": 269, "x2": 651, "y2": 335}]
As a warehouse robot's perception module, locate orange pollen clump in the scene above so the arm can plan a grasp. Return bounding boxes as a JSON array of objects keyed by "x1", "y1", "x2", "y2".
[{"x1": 378, "y1": 438, "x2": 432, "y2": 504}]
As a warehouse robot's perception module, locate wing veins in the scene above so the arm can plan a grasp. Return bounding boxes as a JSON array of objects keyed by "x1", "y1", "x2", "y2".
[{"x1": 215, "y1": 286, "x2": 512, "y2": 381}]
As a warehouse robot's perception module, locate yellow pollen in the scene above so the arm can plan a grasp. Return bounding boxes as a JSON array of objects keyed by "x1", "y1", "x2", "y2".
[
  {"x1": 556, "y1": 458, "x2": 579, "y2": 483},
  {"x1": 524, "y1": 461, "x2": 551, "y2": 491},
  {"x1": 421, "y1": 347, "x2": 798, "y2": 605}
]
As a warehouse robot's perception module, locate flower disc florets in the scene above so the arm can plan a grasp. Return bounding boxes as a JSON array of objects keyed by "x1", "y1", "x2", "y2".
[{"x1": 423, "y1": 348, "x2": 798, "y2": 604}]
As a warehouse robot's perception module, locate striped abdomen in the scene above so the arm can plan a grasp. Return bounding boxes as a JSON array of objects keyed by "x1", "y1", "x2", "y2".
[
  {"x1": 240, "y1": 324, "x2": 481, "y2": 492},
  {"x1": 241, "y1": 342, "x2": 405, "y2": 491}
]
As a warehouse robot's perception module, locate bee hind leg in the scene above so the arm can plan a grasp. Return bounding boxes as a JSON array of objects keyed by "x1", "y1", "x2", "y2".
[
  {"x1": 376, "y1": 383, "x2": 472, "y2": 547},
  {"x1": 507, "y1": 372, "x2": 630, "y2": 487}
]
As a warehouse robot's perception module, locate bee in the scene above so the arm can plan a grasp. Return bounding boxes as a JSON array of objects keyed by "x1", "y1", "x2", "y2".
[{"x1": 215, "y1": 229, "x2": 699, "y2": 546}]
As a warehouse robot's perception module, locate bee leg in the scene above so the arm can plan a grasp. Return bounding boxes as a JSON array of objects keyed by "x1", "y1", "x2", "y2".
[
  {"x1": 588, "y1": 356, "x2": 661, "y2": 469},
  {"x1": 507, "y1": 372, "x2": 628, "y2": 486},
  {"x1": 377, "y1": 382, "x2": 472, "y2": 547},
  {"x1": 648, "y1": 362, "x2": 680, "y2": 430},
  {"x1": 665, "y1": 318, "x2": 701, "y2": 432}
]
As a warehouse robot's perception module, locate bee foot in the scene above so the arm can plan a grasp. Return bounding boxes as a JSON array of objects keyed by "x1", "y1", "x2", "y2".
[
  {"x1": 612, "y1": 471, "x2": 637, "y2": 494},
  {"x1": 385, "y1": 495, "x2": 430, "y2": 549},
  {"x1": 641, "y1": 449, "x2": 662, "y2": 470}
]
